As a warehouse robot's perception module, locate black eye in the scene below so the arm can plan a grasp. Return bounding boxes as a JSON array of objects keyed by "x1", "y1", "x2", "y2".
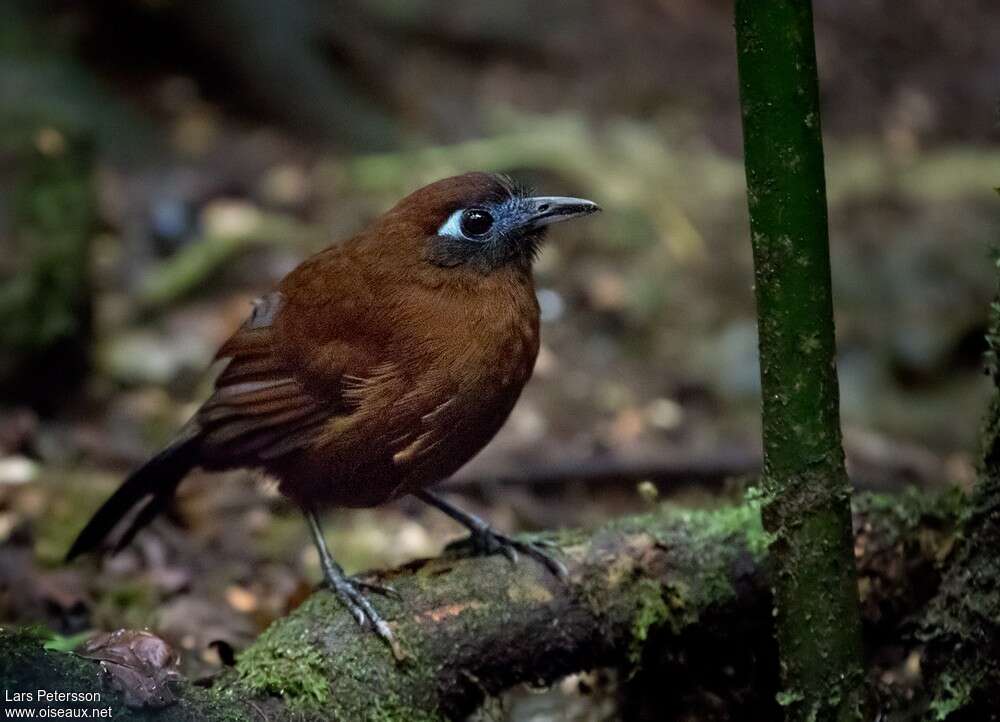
[{"x1": 460, "y1": 208, "x2": 494, "y2": 238}]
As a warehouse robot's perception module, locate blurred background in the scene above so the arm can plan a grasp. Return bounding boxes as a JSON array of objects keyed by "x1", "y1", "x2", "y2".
[{"x1": 0, "y1": 0, "x2": 997, "y2": 718}]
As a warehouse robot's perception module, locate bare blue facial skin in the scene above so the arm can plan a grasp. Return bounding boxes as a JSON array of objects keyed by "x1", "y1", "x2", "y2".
[{"x1": 429, "y1": 194, "x2": 599, "y2": 271}]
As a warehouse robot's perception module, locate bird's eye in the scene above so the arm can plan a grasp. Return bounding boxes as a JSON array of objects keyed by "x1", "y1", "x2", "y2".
[{"x1": 459, "y1": 208, "x2": 494, "y2": 238}]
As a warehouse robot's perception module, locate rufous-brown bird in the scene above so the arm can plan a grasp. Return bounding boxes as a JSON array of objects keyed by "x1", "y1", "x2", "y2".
[{"x1": 67, "y1": 172, "x2": 599, "y2": 654}]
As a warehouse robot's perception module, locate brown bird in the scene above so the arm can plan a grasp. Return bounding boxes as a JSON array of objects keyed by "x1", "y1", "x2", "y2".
[{"x1": 67, "y1": 172, "x2": 599, "y2": 654}]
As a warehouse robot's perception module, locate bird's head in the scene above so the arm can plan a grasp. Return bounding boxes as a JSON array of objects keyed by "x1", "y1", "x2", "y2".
[{"x1": 372, "y1": 172, "x2": 600, "y2": 274}]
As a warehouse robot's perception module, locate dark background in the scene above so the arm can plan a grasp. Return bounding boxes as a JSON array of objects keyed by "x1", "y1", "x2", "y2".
[{"x1": 1, "y1": 1, "x2": 997, "y2": 718}]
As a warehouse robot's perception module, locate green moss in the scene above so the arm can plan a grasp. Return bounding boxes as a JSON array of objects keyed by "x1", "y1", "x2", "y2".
[
  {"x1": 356, "y1": 696, "x2": 443, "y2": 722},
  {"x1": 232, "y1": 590, "x2": 447, "y2": 720},
  {"x1": 605, "y1": 499, "x2": 768, "y2": 556},
  {"x1": 600, "y1": 501, "x2": 771, "y2": 671},
  {"x1": 776, "y1": 689, "x2": 806, "y2": 707},
  {"x1": 929, "y1": 673, "x2": 974, "y2": 720},
  {"x1": 236, "y1": 610, "x2": 332, "y2": 711},
  {"x1": 628, "y1": 578, "x2": 671, "y2": 667},
  {"x1": 674, "y1": 500, "x2": 770, "y2": 559},
  {"x1": 580, "y1": 501, "x2": 770, "y2": 626},
  {"x1": 854, "y1": 488, "x2": 965, "y2": 533},
  {"x1": 659, "y1": 501, "x2": 770, "y2": 611},
  {"x1": 189, "y1": 687, "x2": 260, "y2": 722}
]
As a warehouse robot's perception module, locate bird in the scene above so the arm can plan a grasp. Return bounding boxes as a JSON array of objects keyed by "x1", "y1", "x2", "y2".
[{"x1": 66, "y1": 172, "x2": 600, "y2": 656}]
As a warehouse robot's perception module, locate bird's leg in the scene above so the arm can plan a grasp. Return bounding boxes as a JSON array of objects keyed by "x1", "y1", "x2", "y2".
[
  {"x1": 303, "y1": 509, "x2": 404, "y2": 659},
  {"x1": 415, "y1": 490, "x2": 567, "y2": 579}
]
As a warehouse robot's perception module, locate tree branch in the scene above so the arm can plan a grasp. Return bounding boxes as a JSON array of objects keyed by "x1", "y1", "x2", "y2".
[{"x1": 0, "y1": 494, "x2": 961, "y2": 721}]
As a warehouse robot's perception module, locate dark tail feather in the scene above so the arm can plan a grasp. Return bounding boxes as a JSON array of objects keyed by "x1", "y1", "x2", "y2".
[{"x1": 66, "y1": 430, "x2": 200, "y2": 561}]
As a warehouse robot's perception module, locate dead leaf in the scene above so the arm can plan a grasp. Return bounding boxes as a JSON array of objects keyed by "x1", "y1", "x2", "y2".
[{"x1": 78, "y1": 629, "x2": 182, "y2": 709}]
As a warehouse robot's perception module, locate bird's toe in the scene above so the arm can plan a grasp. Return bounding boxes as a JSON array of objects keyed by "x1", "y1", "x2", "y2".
[
  {"x1": 352, "y1": 576, "x2": 402, "y2": 601},
  {"x1": 508, "y1": 538, "x2": 568, "y2": 580},
  {"x1": 448, "y1": 528, "x2": 566, "y2": 579},
  {"x1": 322, "y1": 577, "x2": 405, "y2": 660}
]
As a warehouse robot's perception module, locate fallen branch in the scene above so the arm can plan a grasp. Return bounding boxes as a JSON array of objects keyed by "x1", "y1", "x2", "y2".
[
  {"x1": 0, "y1": 491, "x2": 960, "y2": 721},
  {"x1": 447, "y1": 447, "x2": 761, "y2": 494},
  {"x1": 448, "y1": 433, "x2": 952, "y2": 496}
]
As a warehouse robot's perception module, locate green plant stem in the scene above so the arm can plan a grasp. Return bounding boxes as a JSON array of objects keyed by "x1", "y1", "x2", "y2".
[{"x1": 734, "y1": 1, "x2": 866, "y2": 720}]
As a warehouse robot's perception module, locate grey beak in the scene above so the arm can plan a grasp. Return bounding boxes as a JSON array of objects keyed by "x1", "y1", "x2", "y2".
[{"x1": 520, "y1": 196, "x2": 601, "y2": 230}]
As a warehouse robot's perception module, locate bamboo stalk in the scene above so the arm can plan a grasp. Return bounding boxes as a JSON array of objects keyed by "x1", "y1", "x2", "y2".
[{"x1": 733, "y1": 1, "x2": 866, "y2": 719}]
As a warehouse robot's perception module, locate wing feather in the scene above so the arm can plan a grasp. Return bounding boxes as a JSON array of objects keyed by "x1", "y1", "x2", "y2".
[
  {"x1": 197, "y1": 253, "x2": 404, "y2": 469},
  {"x1": 197, "y1": 291, "x2": 332, "y2": 463}
]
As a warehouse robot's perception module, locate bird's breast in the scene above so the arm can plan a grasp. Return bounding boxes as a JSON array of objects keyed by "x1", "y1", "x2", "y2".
[
  {"x1": 274, "y1": 273, "x2": 540, "y2": 508},
  {"x1": 383, "y1": 275, "x2": 540, "y2": 483},
  {"x1": 447, "y1": 277, "x2": 540, "y2": 391}
]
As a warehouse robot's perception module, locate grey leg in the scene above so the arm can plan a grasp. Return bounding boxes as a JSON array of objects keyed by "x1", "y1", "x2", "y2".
[
  {"x1": 415, "y1": 489, "x2": 567, "y2": 579},
  {"x1": 304, "y1": 509, "x2": 404, "y2": 659}
]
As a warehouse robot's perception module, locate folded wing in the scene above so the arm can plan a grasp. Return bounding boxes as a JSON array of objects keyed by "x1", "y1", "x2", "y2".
[{"x1": 198, "y1": 291, "x2": 334, "y2": 464}]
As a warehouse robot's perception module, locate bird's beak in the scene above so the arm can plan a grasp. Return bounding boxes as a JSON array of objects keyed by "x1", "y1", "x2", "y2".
[{"x1": 518, "y1": 196, "x2": 601, "y2": 230}]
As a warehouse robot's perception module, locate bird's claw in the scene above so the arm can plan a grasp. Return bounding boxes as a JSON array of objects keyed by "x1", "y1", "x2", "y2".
[
  {"x1": 524, "y1": 536, "x2": 560, "y2": 551},
  {"x1": 448, "y1": 528, "x2": 568, "y2": 580},
  {"x1": 323, "y1": 575, "x2": 406, "y2": 661},
  {"x1": 353, "y1": 577, "x2": 402, "y2": 601}
]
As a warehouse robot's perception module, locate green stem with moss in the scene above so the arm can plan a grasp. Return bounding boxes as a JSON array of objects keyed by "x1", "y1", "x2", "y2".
[{"x1": 734, "y1": 1, "x2": 866, "y2": 719}]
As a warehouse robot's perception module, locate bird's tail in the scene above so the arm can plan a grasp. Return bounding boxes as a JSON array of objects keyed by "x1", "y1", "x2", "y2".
[{"x1": 65, "y1": 428, "x2": 201, "y2": 561}]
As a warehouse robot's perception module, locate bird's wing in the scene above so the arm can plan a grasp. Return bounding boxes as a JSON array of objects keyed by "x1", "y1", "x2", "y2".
[
  {"x1": 197, "y1": 250, "x2": 394, "y2": 463},
  {"x1": 197, "y1": 291, "x2": 333, "y2": 461}
]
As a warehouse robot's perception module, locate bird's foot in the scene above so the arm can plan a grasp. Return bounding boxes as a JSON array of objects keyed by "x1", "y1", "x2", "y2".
[
  {"x1": 447, "y1": 526, "x2": 568, "y2": 580},
  {"x1": 322, "y1": 572, "x2": 405, "y2": 660},
  {"x1": 350, "y1": 576, "x2": 402, "y2": 601}
]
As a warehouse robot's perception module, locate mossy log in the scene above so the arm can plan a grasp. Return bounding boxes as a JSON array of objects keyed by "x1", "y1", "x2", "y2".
[{"x1": 0, "y1": 493, "x2": 960, "y2": 721}]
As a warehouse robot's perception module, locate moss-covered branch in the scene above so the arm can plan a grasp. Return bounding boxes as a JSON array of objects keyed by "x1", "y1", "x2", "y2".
[{"x1": 0, "y1": 494, "x2": 962, "y2": 721}]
